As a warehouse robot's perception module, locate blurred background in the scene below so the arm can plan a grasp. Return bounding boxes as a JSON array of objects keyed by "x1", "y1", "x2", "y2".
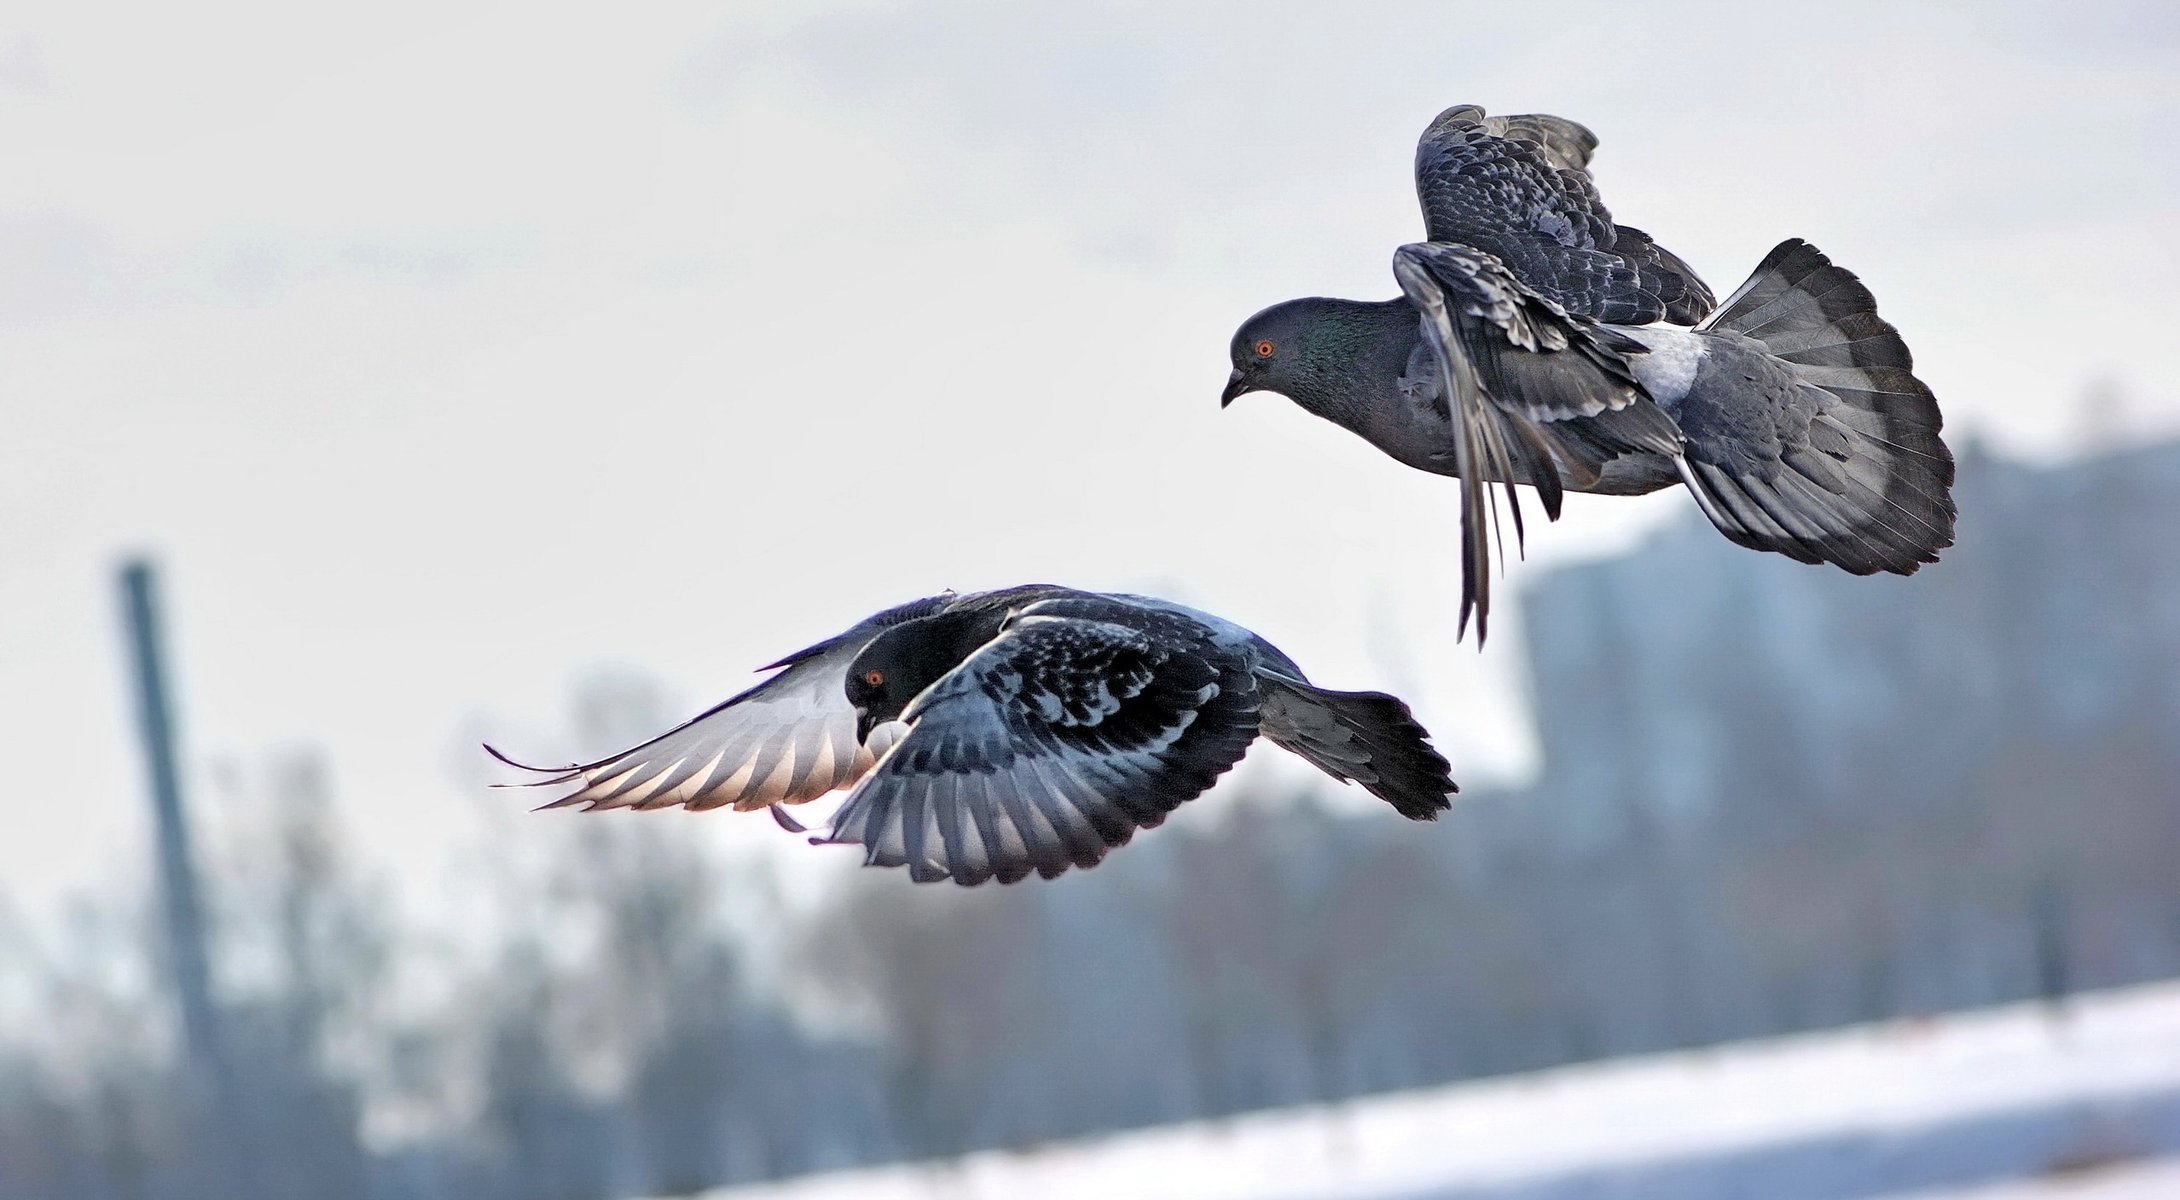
[{"x1": 5, "y1": 3, "x2": 2179, "y2": 1198}]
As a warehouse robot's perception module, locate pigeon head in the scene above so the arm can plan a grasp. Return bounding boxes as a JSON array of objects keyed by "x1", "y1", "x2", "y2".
[
  {"x1": 843, "y1": 608, "x2": 1003, "y2": 742},
  {"x1": 1221, "y1": 297, "x2": 1415, "y2": 411}
]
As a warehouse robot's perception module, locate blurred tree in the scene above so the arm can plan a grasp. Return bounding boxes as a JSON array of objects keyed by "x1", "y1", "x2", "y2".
[
  {"x1": 794, "y1": 874, "x2": 1047, "y2": 1158},
  {"x1": 6, "y1": 442, "x2": 2180, "y2": 1200}
]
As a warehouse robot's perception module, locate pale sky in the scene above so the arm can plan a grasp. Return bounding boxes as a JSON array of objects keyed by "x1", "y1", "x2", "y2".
[{"x1": 5, "y1": 1, "x2": 2177, "y2": 924}]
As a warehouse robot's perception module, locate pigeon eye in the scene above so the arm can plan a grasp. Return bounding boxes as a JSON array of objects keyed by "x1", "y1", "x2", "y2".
[
  {"x1": 862, "y1": 670, "x2": 885, "y2": 688},
  {"x1": 1254, "y1": 339, "x2": 1276, "y2": 358}
]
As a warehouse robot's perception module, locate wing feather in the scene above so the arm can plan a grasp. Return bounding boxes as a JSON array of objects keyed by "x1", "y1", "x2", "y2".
[
  {"x1": 818, "y1": 613, "x2": 1260, "y2": 885},
  {"x1": 1392, "y1": 241, "x2": 1682, "y2": 643},
  {"x1": 500, "y1": 594, "x2": 956, "y2": 813},
  {"x1": 1414, "y1": 104, "x2": 1714, "y2": 323}
]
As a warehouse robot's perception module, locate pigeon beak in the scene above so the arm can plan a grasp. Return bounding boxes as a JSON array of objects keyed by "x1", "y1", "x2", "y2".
[
  {"x1": 854, "y1": 709, "x2": 878, "y2": 744},
  {"x1": 1220, "y1": 370, "x2": 1250, "y2": 408}
]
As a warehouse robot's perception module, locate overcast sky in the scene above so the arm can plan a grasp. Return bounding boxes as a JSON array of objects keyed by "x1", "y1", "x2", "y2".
[{"x1": 5, "y1": 1, "x2": 2177, "y2": 923}]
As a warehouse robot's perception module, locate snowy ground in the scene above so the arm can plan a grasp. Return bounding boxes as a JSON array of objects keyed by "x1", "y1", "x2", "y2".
[
  {"x1": 1890, "y1": 1157, "x2": 2180, "y2": 1199},
  {"x1": 676, "y1": 980, "x2": 2180, "y2": 1200}
]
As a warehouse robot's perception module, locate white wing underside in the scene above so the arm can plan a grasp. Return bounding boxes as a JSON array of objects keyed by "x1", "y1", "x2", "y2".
[{"x1": 524, "y1": 642, "x2": 902, "y2": 812}]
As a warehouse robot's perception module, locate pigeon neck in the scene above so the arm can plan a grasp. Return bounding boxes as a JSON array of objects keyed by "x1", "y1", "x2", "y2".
[{"x1": 1283, "y1": 299, "x2": 1419, "y2": 426}]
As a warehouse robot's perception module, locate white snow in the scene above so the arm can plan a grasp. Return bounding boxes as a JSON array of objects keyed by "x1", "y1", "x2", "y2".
[
  {"x1": 1890, "y1": 1158, "x2": 2180, "y2": 1199},
  {"x1": 670, "y1": 980, "x2": 2180, "y2": 1200}
]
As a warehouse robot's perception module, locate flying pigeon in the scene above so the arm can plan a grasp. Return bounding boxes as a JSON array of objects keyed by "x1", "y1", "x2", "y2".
[
  {"x1": 490, "y1": 586, "x2": 1456, "y2": 886},
  {"x1": 1221, "y1": 105, "x2": 1956, "y2": 643}
]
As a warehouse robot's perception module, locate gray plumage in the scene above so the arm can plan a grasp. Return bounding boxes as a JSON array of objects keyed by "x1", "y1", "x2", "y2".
[
  {"x1": 1223, "y1": 105, "x2": 1956, "y2": 642},
  {"x1": 1388, "y1": 241, "x2": 1685, "y2": 636},
  {"x1": 1668, "y1": 241, "x2": 1956, "y2": 575},
  {"x1": 1413, "y1": 105, "x2": 1714, "y2": 325},
  {"x1": 491, "y1": 586, "x2": 1455, "y2": 886},
  {"x1": 1229, "y1": 240, "x2": 1955, "y2": 639}
]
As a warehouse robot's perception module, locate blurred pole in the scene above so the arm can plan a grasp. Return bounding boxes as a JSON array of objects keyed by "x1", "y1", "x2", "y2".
[
  {"x1": 120, "y1": 559, "x2": 223, "y2": 1068},
  {"x1": 121, "y1": 559, "x2": 251, "y2": 1193}
]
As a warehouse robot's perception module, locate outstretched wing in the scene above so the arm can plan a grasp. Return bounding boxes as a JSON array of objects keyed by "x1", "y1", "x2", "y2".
[
  {"x1": 1413, "y1": 104, "x2": 1714, "y2": 325},
  {"x1": 820, "y1": 614, "x2": 1260, "y2": 886},
  {"x1": 497, "y1": 595, "x2": 955, "y2": 813},
  {"x1": 1392, "y1": 241, "x2": 1682, "y2": 643}
]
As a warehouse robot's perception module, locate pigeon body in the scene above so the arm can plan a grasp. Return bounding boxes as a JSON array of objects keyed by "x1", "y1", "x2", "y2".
[
  {"x1": 494, "y1": 586, "x2": 1455, "y2": 886},
  {"x1": 1223, "y1": 105, "x2": 1956, "y2": 641}
]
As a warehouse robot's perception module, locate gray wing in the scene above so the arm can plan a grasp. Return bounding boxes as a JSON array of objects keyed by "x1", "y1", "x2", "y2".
[
  {"x1": 503, "y1": 595, "x2": 955, "y2": 813},
  {"x1": 820, "y1": 614, "x2": 1261, "y2": 886},
  {"x1": 1414, "y1": 104, "x2": 1714, "y2": 325},
  {"x1": 1477, "y1": 112, "x2": 1597, "y2": 173},
  {"x1": 1392, "y1": 241, "x2": 1682, "y2": 643}
]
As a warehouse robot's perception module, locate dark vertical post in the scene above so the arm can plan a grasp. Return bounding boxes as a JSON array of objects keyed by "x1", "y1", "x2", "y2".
[
  {"x1": 119, "y1": 559, "x2": 224, "y2": 1067},
  {"x1": 119, "y1": 560, "x2": 256, "y2": 1195},
  {"x1": 2032, "y1": 881, "x2": 2073, "y2": 1031}
]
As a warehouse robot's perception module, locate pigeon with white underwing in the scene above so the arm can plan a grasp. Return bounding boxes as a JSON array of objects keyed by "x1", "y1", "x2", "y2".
[
  {"x1": 489, "y1": 586, "x2": 1456, "y2": 886},
  {"x1": 1222, "y1": 106, "x2": 1955, "y2": 643}
]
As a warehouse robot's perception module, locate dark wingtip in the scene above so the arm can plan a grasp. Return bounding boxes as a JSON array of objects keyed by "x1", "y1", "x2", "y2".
[
  {"x1": 769, "y1": 804, "x2": 809, "y2": 834},
  {"x1": 1457, "y1": 565, "x2": 1489, "y2": 647},
  {"x1": 483, "y1": 742, "x2": 586, "y2": 787},
  {"x1": 483, "y1": 742, "x2": 551, "y2": 771}
]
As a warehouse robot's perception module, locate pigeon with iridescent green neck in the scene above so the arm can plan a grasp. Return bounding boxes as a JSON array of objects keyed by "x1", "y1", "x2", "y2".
[{"x1": 1222, "y1": 106, "x2": 1955, "y2": 643}]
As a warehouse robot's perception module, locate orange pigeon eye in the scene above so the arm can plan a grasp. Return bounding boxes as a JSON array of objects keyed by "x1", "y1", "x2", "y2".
[
  {"x1": 863, "y1": 670, "x2": 885, "y2": 688},
  {"x1": 1255, "y1": 339, "x2": 1276, "y2": 358}
]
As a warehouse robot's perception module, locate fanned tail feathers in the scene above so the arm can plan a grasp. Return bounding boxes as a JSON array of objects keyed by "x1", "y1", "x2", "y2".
[{"x1": 1686, "y1": 239, "x2": 1956, "y2": 574}]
